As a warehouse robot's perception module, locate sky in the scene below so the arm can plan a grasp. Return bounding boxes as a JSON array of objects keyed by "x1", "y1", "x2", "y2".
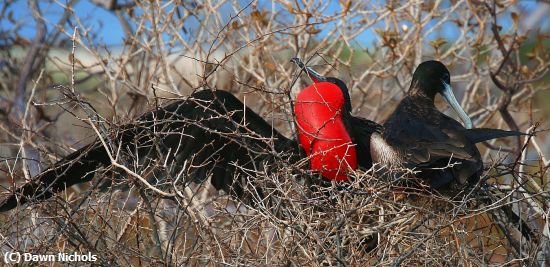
[
  {"x1": 2, "y1": 0, "x2": 124, "y2": 44},
  {"x1": 1, "y1": 0, "x2": 548, "y2": 47}
]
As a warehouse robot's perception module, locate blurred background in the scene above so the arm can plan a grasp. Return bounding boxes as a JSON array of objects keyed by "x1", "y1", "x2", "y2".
[{"x1": 0, "y1": 0, "x2": 549, "y2": 265}]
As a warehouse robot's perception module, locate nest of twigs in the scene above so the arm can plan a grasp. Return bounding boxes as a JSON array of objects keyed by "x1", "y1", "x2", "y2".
[{"x1": 0, "y1": 156, "x2": 543, "y2": 266}]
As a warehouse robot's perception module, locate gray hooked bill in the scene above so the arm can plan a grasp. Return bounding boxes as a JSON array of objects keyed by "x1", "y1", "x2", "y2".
[{"x1": 441, "y1": 80, "x2": 473, "y2": 129}]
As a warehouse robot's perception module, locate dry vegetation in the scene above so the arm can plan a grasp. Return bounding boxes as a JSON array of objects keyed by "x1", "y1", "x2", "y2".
[{"x1": 0, "y1": 0, "x2": 549, "y2": 266}]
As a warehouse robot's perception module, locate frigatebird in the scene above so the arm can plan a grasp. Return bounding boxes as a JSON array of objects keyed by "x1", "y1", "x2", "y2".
[
  {"x1": 0, "y1": 89, "x2": 300, "y2": 211},
  {"x1": 365, "y1": 60, "x2": 535, "y2": 247},
  {"x1": 369, "y1": 60, "x2": 525, "y2": 191},
  {"x1": 292, "y1": 58, "x2": 381, "y2": 181}
]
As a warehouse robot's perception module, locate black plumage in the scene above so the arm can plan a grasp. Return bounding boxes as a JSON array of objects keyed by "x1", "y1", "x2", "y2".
[
  {"x1": 370, "y1": 61, "x2": 526, "y2": 190},
  {"x1": 0, "y1": 90, "x2": 298, "y2": 211}
]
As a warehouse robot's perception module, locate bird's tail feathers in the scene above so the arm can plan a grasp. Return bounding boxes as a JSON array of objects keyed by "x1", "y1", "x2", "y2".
[
  {"x1": 0, "y1": 142, "x2": 109, "y2": 212},
  {"x1": 466, "y1": 128, "x2": 528, "y2": 143}
]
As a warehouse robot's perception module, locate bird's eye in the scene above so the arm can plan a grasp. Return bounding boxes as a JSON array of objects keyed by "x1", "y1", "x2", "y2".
[{"x1": 442, "y1": 73, "x2": 450, "y2": 82}]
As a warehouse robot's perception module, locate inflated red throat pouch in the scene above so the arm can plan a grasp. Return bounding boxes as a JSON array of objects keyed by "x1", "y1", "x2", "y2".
[{"x1": 294, "y1": 82, "x2": 357, "y2": 181}]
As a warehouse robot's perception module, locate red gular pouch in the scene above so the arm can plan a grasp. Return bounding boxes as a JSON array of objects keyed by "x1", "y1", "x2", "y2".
[{"x1": 294, "y1": 82, "x2": 357, "y2": 181}]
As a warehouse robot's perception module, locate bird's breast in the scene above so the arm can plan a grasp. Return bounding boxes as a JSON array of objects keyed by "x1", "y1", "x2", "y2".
[
  {"x1": 369, "y1": 132, "x2": 404, "y2": 168},
  {"x1": 294, "y1": 82, "x2": 357, "y2": 181}
]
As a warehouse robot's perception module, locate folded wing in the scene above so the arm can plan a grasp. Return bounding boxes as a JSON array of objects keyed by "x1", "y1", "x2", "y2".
[{"x1": 0, "y1": 90, "x2": 296, "y2": 212}]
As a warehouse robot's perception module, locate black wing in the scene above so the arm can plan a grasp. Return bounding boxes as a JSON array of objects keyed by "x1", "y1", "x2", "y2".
[
  {"x1": 380, "y1": 98, "x2": 524, "y2": 188},
  {"x1": 379, "y1": 99, "x2": 482, "y2": 187},
  {"x1": 383, "y1": 102, "x2": 476, "y2": 159},
  {"x1": 0, "y1": 89, "x2": 298, "y2": 212},
  {"x1": 386, "y1": 113, "x2": 524, "y2": 167}
]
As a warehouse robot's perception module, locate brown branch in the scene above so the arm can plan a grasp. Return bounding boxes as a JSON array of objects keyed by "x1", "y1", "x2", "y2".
[{"x1": 484, "y1": 1, "x2": 523, "y2": 154}]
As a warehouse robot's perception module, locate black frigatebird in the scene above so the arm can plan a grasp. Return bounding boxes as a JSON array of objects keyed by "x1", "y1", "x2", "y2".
[
  {"x1": 369, "y1": 60, "x2": 525, "y2": 191},
  {"x1": 366, "y1": 60, "x2": 535, "y2": 249},
  {"x1": 0, "y1": 89, "x2": 299, "y2": 211}
]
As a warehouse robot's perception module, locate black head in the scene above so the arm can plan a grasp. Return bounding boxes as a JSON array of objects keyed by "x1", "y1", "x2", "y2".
[
  {"x1": 409, "y1": 60, "x2": 450, "y2": 100},
  {"x1": 408, "y1": 60, "x2": 472, "y2": 129},
  {"x1": 291, "y1": 58, "x2": 352, "y2": 113}
]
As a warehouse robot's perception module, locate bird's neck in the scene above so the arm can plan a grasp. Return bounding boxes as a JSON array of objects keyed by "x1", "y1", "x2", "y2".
[
  {"x1": 405, "y1": 93, "x2": 435, "y2": 107},
  {"x1": 407, "y1": 81, "x2": 436, "y2": 102}
]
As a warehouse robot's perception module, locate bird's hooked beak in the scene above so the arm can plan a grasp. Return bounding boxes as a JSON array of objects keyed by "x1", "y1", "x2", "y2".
[
  {"x1": 291, "y1": 58, "x2": 327, "y2": 83},
  {"x1": 440, "y1": 80, "x2": 473, "y2": 129}
]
